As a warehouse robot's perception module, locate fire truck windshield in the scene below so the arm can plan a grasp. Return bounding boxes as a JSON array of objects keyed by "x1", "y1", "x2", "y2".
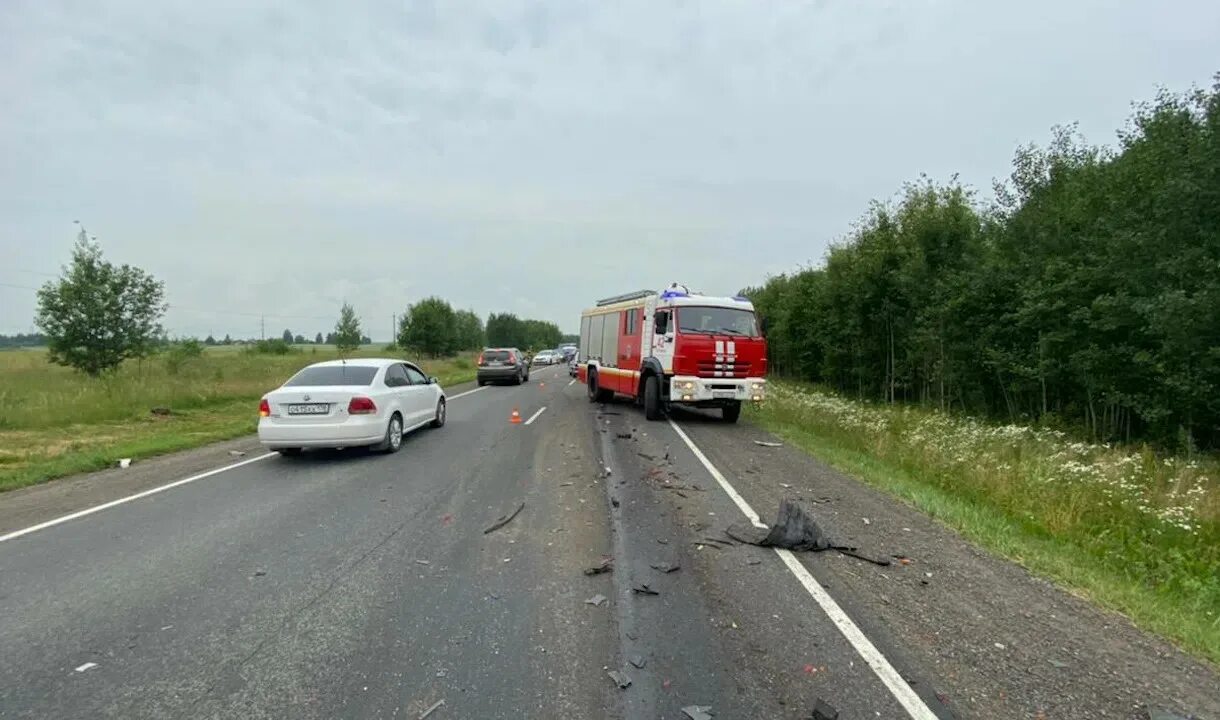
[{"x1": 675, "y1": 306, "x2": 759, "y2": 337}]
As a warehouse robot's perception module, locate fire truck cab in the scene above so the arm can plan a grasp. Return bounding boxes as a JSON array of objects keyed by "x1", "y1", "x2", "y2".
[{"x1": 577, "y1": 284, "x2": 767, "y2": 423}]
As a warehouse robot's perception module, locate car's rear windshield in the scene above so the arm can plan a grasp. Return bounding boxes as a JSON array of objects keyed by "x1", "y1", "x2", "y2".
[
  {"x1": 284, "y1": 365, "x2": 378, "y2": 386},
  {"x1": 484, "y1": 350, "x2": 512, "y2": 361}
]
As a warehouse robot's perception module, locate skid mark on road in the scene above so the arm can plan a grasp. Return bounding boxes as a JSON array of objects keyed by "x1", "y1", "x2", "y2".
[{"x1": 666, "y1": 419, "x2": 940, "y2": 720}]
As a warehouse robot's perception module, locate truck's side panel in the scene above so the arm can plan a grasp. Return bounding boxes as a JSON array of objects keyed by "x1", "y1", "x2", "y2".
[
  {"x1": 601, "y1": 312, "x2": 620, "y2": 367},
  {"x1": 615, "y1": 305, "x2": 644, "y2": 395}
]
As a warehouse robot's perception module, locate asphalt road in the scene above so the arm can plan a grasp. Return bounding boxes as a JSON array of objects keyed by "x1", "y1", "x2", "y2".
[{"x1": 2, "y1": 364, "x2": 1217, "y2": 719}]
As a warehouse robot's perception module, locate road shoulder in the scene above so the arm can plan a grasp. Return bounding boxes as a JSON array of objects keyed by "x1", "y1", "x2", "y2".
[{"x1": 665, "y1": 408, "x2": 1220, "y2": 720}]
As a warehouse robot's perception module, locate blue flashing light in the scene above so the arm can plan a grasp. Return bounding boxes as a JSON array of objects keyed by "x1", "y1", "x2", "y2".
[
  {"x1": 732, "y1": 295, "x2": 750, "y2": 302},
  {"x1": 660, "y1": 289, "x2": 688, "y2": 300}
]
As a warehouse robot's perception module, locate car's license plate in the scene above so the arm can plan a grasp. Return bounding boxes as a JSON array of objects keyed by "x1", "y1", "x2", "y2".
[
  {"x1": 713, "y1": 390, "x2": 736, "y2": 399},
  {"x1": 287, "y1": 403, "x2": 330, "y2": 415}
]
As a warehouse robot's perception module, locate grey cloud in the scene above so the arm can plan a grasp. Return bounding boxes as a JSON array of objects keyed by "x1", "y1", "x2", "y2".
[{"x1": 2, "y1": 0, "x2": 1218, "y2": 336}]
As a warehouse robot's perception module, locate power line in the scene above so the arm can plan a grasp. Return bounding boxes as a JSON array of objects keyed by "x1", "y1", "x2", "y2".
[{"x1": 0, "y1": 282, "x2": 40, "y2": 291}]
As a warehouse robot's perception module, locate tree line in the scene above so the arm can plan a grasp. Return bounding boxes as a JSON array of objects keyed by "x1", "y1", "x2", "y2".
[
  {"x1": 29, "y1": 232, "x2": 567, "y2": 374},
  {"x1": 395, "y1": 298, "x2": 563, "y2": 357},
  {"x1": 747, "y1": 78, "x2": 1220, "y2": 450}
]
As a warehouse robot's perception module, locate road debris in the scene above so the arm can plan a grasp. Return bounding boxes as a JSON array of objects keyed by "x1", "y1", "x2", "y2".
[
  {"x1": 628, "y1": 654, "x2": 647, "y2": 668},
  {"x1": 607, "y1": 669, "x2": 632, "y2": 689},
  {"x1": 811, "y1": 698, "x2": 840, "y2": 720},
  {"x1": 632, "y1": 583, "x2": 660, "y2": 596},
  {"x1": 1049, "y1": 659, "x2": 1069, "y2": 669},
  {"x1": 583, "y1": 557, "x2": 614, "y2": 576},
  {"x1": 414, "y1": 559, "x2": 431, "y2": 566},
  {"x1": 615, "y1": 432, "x2": 633, "y2": 439},
  {"x1": 637, "y1": 452, "x2": 656, "y2": 461},
  {"x1": 118, "y1": 458, "x2": 131, "y2": 469},
  {"x1": 227, "y1": 450, "x2": 246, "y2": 456},
  {"x1": 483, "y1": 502, "x2": 525, "y2": 535},
  {"x1": 611, "y1": 497, "x2": 620, "y2": 508},
  {"x1": 650, "y1": 562, "x2": 681, "y2": 573},
  {"x1": 746, "y1": 558, "x2": 762, "y2": 565},
  {"x1": 682, "y1": 705, "x2": 713, "y2": 720},
  {"x1": 418, "y1": 698, "x2": 445, "y2": 719},
  {"x1": 753, "y1": 440, "x2": 783, "y2": 447},
  {"x1": 74, "y1": 662, "x2": 98, "y2": 673},
  {"x1": 252, "y1": 569, "x2": 267, "y2": 577},
  {"x1": 727, "y1": 499, "x2": 892, "y2": 566},
  {"x1": 862, "y1": 517, "x2": 871, "y2": 525},
  {"x1": 585, "y1": 594, "x2": 607, "y2": 607}
]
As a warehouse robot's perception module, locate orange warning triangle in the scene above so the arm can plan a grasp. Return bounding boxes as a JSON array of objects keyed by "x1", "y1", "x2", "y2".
[{"x1": 510, "y1": 407, "x2": 522, "y2": 424}]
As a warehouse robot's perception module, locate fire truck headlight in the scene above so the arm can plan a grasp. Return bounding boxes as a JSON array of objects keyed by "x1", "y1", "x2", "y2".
[
  {"x1": 679, "y1": 380, "x2": 695, "y2": 391},
  {"x1": 751, "y1": 382, "x2": 764, "y2": 391}
]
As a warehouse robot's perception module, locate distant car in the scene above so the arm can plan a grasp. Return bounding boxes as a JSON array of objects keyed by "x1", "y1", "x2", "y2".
[
  {"x1": 532, "y1": 350, "x2": 559, "y2": 366},
  {"x1": 559, "y1": 345, "x2": 577, "y2": 361},
  {"x1": 477, "y1": 347, "x2": 529, "y2": 385},
  {"x1": 258, "y1": 359, "x2": 446, "y2": 456}
]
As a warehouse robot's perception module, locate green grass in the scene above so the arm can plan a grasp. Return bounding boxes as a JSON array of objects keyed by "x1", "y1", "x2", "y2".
[
  {"x1": 0, "y1": 347, "x2": 477, "y2": 493},
  {"x1": 749, "y1": 382, "x2": 1220, "y2": 666}
]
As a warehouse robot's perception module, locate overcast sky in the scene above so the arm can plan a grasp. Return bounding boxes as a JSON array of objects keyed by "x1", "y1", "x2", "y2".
[{"x1": 2, "y1": 1, "x2": 1216, "y2": 338}]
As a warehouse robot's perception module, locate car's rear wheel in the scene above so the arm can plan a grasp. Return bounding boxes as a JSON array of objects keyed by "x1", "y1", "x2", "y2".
[
  {"x1": 512, "y1": 369, "x2": 523, "y2": 385},
  {"x1": 643, "y1": 375, "x2": 662, "y2": 420},
  {"x1": 722, "y1": 401, "x2": 741, "y2": 423},
  {"x1": 276, "y1": 448, "x2": 301, "y2": 457},
  {"x1": 377, "y1": 413, "x2": 404, "y2": 453},
  {"x1": 431, "y1": 398, "x2": 446, "y2": 428},
  {"x1": 477, "y1": 378, "x2": 486, "y2": 387}
]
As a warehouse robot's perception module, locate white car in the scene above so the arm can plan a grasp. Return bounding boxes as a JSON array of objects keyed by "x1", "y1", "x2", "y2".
[
  {"x1": 532, "y1": 350, "x2": 558, "y2": 366},
  {"x1": 258, "y1": 358, "x2": 446, "y2": 456}
]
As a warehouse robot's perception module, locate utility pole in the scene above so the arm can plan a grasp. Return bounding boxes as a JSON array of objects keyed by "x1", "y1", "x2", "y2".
[
  {"x1": 392, "y1": 314, "x2": 397, "y2": 345},
  {"x1": 260, "y1": 315, "x2": 265, "y2": 341}
]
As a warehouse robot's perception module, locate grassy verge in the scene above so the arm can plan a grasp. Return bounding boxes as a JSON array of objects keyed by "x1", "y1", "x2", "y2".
[
  {"x1": 0, "y1": 347, "x2": 476, "y2": 493},
  {"x1": 749, "y1": 381, "x2": 1220, "y2": 665}
]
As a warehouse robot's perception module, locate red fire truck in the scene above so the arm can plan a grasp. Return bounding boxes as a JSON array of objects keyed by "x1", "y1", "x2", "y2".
[{"x1": 576, "y1": 284, "x2": 767, "y2": 423}]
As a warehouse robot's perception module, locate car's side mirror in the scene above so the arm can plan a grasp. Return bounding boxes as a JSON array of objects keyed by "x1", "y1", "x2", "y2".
[{"x1": 429, "y1": 376, "x2": 439, "y2": 385}]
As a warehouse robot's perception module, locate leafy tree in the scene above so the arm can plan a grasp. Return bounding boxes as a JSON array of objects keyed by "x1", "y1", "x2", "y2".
[
  {"x1": 314, "y1": 332, "x2": 324, "y2": 344},
  {"x1": 35, "y1": 231, "x2": 167, "y2": 376},
  {"x1": 486, "y1": 312, "x2": 525, "y2": 347},
  {"x1": 294, "y1": 334, "x2": 306, "y2": 344},
  {"x1": 281, "y1": 329, "x2": 293, "y2": 343},
  {"x1": 222, "y1": 334, "x2": 233, "y2": 345},
  {"x1": 361, "y1": 335, "x2": 372, "y2": 345},
  {"x1": 398, "y1": 297, "x2": 457, "y2": 357},
  {"x1": 204, "y1": 334, "x2": 217, "y2": 346},
  {"x1": 454, "y1": 310, "x2": 485, "y2": 350},
  {"x1": 748, "y1": 77, "x2": 1220, "y2": 449},
  {"x1": 325, "y1": 331, "x2": 337, "y2": 345},
  {"x1": 333, "y1": 303, "x2": 363, "y2": 354}
]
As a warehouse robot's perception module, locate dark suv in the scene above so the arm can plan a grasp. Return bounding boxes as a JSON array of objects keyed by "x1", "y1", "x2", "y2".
[{"x1": 476, "y1": 348, "x2": 529, "y2": 385}]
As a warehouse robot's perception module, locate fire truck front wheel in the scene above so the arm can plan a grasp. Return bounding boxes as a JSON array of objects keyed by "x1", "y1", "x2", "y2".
[
  {"x1": 587, "y1": 369, "x2": 614, "y2": 403},
  {"x1": 643, "y1": 375, "x2": 663, "y2": 420},
  {"x1": 721, "y1": 401, "x2": 742, "y2": 423}
]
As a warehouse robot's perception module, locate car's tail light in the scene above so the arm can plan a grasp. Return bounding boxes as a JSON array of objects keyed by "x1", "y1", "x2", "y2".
[
  {"x1": 477, "y1": 352, "x2": 485, "y2": 365},
  {"x1": 348, "y1": 396, "x2": 377, "y2": 415},
  {"x1": 259, "y1": 398, "x2": 270, "y2": 417}
]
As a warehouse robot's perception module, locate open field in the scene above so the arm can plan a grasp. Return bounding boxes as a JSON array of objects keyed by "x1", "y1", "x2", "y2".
[
  {"x1": 0, "y1": 346, "x2": 477, "y2": 492},
  {"x1": 749, "y1": 381, "x2": 1220, "y2": 664}
]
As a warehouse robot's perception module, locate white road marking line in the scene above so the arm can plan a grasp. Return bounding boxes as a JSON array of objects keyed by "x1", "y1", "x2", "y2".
[
  {"x1": 1, "y1": 386, "x2": 492, "y2": 545},
  {"x1": 446, "y1": 385, "x2": 487, "y2": 401},
  {"x1": 666, "y1": 419, "x2": 939, "y2": 720},
  {"x1": 0, "y1": 452, "x2": 276, "y2": 544},
  {"x1": 523, "y1": 406, "x2": 547, "y2": 425},
  {"x1": 567, "y1": 379, "x2": 575, "y2": 387}
]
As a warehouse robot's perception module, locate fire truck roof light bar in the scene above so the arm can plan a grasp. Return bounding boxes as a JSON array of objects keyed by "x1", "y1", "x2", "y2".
[{"x1": 596, "y1": 290, "x2": 655, "y2": 306}]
